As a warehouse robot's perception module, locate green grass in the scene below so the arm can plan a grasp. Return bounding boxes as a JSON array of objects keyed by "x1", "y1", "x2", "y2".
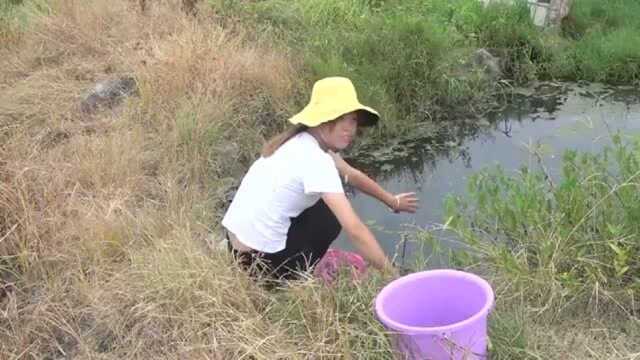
[
  {"x1": 0, "y1": 0, "x2": 20, "y2": 41},
  {"x1": 563, "y1": 0, "x2": 640, "y2": 38},
  {"x1": 444, "y1": 134, "x2": 640, "y2": 315},
  {"x1": 545, "y1": 0, "x2": 640, "y2": 83},
  {"x1": 412, "y1": 133, "x2": 640, "y2": 357},
  {"x1": 208, "y1": 0, "x2": 524, "y2": 138},
  {"x1": 0, "y1": 0, "x2": 49, "y2": 46},
  {"x1": 205, "y1": 0, "x2": 640, "y2": 164}
]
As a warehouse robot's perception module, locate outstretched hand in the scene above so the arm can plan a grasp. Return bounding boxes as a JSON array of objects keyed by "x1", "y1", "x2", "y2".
[{"x1": 392, "y1": 192, "x2": 419, "y2": 213}]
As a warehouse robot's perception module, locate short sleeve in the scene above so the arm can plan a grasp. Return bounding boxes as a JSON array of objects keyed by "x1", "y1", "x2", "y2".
[{"x1": 302, "y1": 152, "x2": 344, "y2": 195}]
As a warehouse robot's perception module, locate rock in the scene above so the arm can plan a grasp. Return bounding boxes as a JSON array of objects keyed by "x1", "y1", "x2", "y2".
[
  {"x1": 478, "y1": 119, "x2": 492, "y2": 127},
  {"x1": 548, "y1": 0, "x2": 572, "y2": 26},
  {"x1": 480, "y1": 0, "x2": 572, "y2": 28},
  {"x1": 181, "y1": 0, "x2": 199, "y2": 16},
  {"x1": 80, "y1": 76, "x2": 138, "y2": 114},
  {"x1": 472, "y1": 48, "x2": 503, "y2": 81}
]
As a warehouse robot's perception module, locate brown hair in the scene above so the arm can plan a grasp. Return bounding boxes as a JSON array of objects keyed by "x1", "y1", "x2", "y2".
[{"x1": 261, "y1": 125, "x2": 308, "y2": 157}]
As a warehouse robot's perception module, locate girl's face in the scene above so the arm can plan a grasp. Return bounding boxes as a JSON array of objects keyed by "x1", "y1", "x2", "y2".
[{"x1": 321, "y1": 112, "x2": 359, "y2": 151}]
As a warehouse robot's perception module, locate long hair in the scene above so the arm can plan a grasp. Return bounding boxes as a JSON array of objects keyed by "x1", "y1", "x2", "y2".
[{"x1": 261, "y1": 124, "x2": 308, "y2": 157}]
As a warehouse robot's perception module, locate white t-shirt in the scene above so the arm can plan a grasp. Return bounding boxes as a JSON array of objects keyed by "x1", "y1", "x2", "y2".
[{"x1": 221, "y1": 132, "x2": 344, "y2": 253}]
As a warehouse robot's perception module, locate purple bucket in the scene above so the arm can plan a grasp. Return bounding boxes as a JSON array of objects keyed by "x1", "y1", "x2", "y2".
[{"x1": 375, "y1": 270, "x2": 494, "y2": 360}]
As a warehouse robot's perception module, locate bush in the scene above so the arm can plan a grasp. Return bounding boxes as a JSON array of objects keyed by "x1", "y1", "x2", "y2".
[
  {"x1": 445, "y1": 134, "x2": 640, "y2": 312},
  {"x1": 558, "y1": 0, "x2": 640, "y2": 83}
]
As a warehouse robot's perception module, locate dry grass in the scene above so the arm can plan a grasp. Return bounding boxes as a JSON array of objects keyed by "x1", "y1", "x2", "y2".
[
  {"x1": 0, "y1": 1, "x2": 348, "y2": 358},
  {"x1": 531, "y1": 321, "x2": 640, "y2": 359},
  {"x1": 2, "y1": 1, "x2": 638, "y2": 359},
  {"x1": 485, "y1": 271, "x2": 640, "y2": 359}
]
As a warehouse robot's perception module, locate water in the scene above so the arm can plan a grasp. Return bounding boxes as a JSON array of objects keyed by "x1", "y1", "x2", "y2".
[{"x1": 336, "y1": 82, "x2": 640, "y2": 263}]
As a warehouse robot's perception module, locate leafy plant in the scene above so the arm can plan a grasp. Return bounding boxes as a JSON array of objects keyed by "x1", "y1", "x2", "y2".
[{"x1": 445, "y1": 134, "x2": 640, "y2": 313}]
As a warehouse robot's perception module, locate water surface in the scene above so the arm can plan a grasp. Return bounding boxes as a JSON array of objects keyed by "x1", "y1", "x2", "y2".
[{"x1": 336, "y1": 82, "x2": 640, "y2": 264}]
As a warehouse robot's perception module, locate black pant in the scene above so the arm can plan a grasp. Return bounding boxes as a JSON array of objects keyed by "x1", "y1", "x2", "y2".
[{"x1": 229, "y1": 199, "x2": 342, "y2": 280}]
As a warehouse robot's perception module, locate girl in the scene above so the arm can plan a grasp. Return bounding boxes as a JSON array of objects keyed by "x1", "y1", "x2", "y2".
[{"x1": 222, "y1": 77, "x2": 418, "y2": 280}]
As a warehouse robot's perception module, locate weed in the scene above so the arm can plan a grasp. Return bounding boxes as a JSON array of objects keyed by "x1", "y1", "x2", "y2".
[{"x1": 444, "y1": 134, "x2": 640, "y2": 314}]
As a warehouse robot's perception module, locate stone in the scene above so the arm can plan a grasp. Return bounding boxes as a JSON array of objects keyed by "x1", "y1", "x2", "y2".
[
  {"x1": 80, "y1": 76, "x2": 138, "y2": 114},
  {"x1": 181, "y1": 0, "x2": 199, "y2": 16},
  {"x1": 479, "y1": 0, "x2": 572, "y2": 28},
  {"x1": 529, "y1": 2, "x2": 550, "y2": 27},
  {"x1": 548, "y1": 0, "x2": 572, "y2": 26},
  {"x1": 472, "y1": 48, "x2": 503, "y2": 81}
]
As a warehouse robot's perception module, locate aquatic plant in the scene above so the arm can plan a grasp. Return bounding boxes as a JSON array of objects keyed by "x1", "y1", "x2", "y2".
[{"x1": 444, "y1": 134, "x2": 640, "y2": 312}]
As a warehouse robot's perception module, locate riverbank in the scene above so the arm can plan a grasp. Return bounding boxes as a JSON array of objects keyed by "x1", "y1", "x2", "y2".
[
  {"x1": 1, "y1": 0, "x2": 639, "y2": 358},
  {"x1": 202, "y1": 0, "x2": 640, "y2": 173},
  {"x1": 208, "y1": 0, "x2": 640, "y2": 139}
]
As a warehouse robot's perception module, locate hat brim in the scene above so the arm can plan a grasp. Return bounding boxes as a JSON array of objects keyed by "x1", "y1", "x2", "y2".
[
  {"x1": 355, "y1": 107, "x2": 379, "y2": 127},
  {"x1": 289, "y1": 104, "x2": 379, "y2": 128}
]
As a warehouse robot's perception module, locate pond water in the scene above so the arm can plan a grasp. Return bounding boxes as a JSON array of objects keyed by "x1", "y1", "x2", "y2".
[{"x1": 336, "y1": 82, "x2": 640, "y2": 265}]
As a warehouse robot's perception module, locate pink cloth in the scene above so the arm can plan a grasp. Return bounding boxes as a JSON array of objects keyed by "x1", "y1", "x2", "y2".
[{"x1": 314, "y1": 248, "x2": 368, "y2": 284}]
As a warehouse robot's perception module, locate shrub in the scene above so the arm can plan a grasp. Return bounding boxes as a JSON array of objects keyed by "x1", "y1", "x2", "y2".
[{"x1": 445, "y1": 134, "x2": 640, "y2": 313}]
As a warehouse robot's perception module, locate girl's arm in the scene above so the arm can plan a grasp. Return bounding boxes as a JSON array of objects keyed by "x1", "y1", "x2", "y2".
[
  {"x1": 330, "y1": 151, "x2": 418, "y2": 213},
  {"x1": 321, "y1": 192, "x2": 393, "y2": 272}
]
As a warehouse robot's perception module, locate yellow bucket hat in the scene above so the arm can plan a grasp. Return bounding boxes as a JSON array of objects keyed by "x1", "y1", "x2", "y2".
[{"x1": 289, "y1": 77, "x2": 379, "y2": 127}]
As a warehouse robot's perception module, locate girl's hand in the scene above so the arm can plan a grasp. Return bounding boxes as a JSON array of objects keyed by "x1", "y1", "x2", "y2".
[{"x1": 391, "y1": 192, "x2": 419, "y2": 213}]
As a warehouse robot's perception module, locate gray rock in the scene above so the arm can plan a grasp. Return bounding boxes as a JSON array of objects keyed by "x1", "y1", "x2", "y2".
[
  {"x1": 80, "y1": 76, "x2": 138, "y2": 114},
  {"x1": 549, "y1": 0, "x2": 572, "y2": 26},
  {"x1": 472, "y1": 48, "x2": 503, "y2": 81},
  {"x1": 481, "y1": 0, "x2": 572, "y2": 28}
]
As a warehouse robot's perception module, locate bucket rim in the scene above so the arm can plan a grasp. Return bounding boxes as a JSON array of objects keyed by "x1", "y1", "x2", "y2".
[{"x1": 374, "y1": 269, "x2": 494, "y2": 334}]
